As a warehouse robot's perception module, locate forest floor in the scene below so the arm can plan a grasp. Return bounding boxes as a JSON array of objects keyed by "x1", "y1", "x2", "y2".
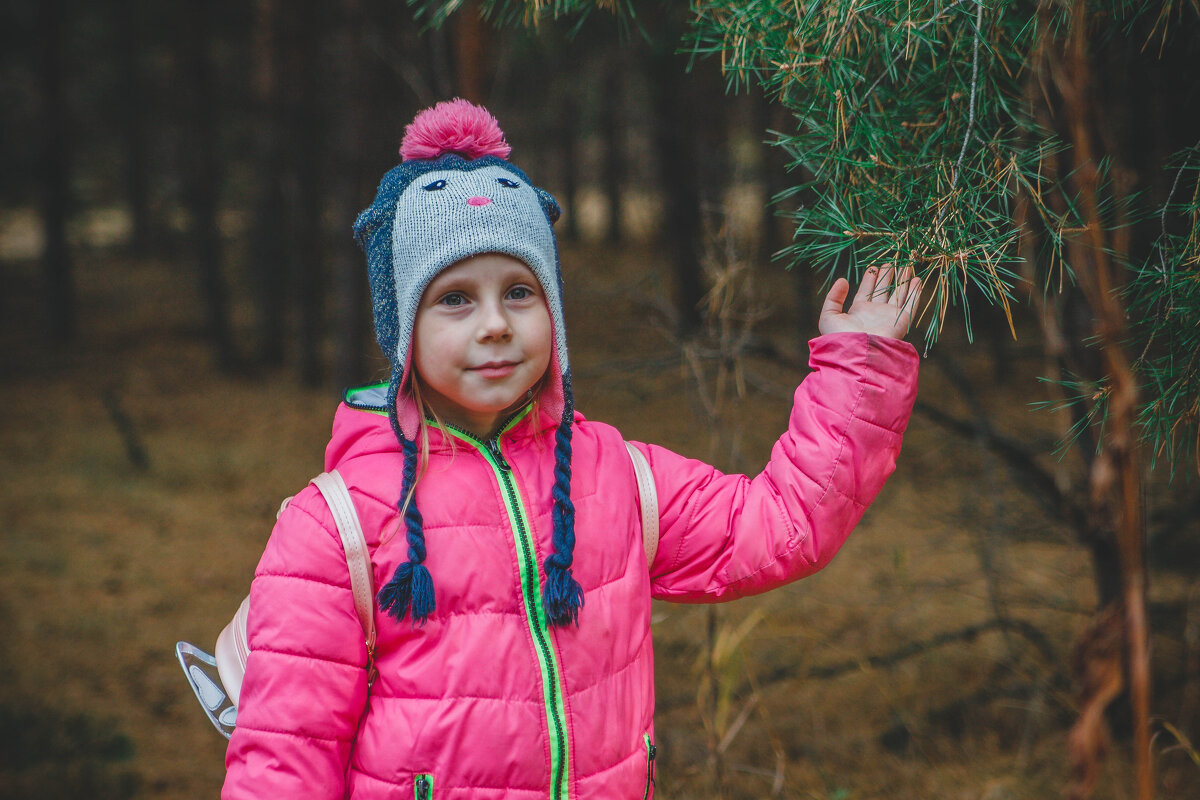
[{"x1": 1, "y1": 216, "x2": 1199, "y2": 799}]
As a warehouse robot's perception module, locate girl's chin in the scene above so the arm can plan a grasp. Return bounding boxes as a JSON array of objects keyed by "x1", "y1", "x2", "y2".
[
  {"x1": 432, "y1": 391, "x2": 536, "y2": 437},
  {"x1": 476, "y1": 391, "x2": 536, "y2": 422}
]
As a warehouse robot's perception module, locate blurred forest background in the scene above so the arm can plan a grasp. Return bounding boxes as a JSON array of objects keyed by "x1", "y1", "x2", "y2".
[{"x1": 2, "y1": 1, "x2": 1200, "y2": 798}]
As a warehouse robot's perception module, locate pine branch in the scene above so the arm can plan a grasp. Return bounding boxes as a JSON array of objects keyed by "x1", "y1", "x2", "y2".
[{"x1": 950, "y1": 1, "x2": 984, "y2": 192}]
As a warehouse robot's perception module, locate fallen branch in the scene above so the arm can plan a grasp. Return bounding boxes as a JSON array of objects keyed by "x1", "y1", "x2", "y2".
[
  {"x1": 101, "y1": 389, "x2": 150, "y2": 471},
  {"x1": 878, "y1": 662, "x2": 1057, "y2": 752},
  {"x1": 757, "y1": 616, "x2": 1057, "y2": 687}
]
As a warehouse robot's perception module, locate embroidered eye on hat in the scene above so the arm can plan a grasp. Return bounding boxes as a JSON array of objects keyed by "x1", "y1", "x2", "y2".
[{"x1": 353, "y1": 99, "x2": 583, "y2": 629}]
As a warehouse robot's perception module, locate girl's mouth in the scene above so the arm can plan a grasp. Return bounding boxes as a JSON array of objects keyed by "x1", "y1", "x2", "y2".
[{"x1": 470, "y1": 361, "x2": 519, "y2": 378}]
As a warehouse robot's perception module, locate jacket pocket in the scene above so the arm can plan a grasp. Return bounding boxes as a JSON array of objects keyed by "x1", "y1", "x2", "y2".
[
  {"x1": 414, "y1": 773, "x2": 434, "y2": 800},
  {"x1": 642, "y1": 733, "x2": 657, "y2": 800}
]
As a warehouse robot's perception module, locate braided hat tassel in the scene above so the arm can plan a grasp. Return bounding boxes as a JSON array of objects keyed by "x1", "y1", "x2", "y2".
[
  {"x1": 377, "y1": 390, "x2": 436, "y2": 626},
  {"x1": 542, "y1": 385, "x2": 584, "y2": 627}
]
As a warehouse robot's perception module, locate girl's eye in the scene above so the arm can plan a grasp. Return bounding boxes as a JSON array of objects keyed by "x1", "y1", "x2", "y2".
[
  {"x1": 438, "y1": 292, "x2": 467, "y2": 307},
  {"x1": 497, "y1": 178, "x2": 520, "y2": 188},
  {"x1": 508, "y1": 286, "x2": 535, "y2": 300},
  {"x1": 423, "y1": 179, "x2": 448, "y2": 191}
]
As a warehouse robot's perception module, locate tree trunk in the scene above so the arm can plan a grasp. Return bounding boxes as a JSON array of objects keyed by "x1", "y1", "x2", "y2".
[
  {"x1": 1053, "y1": 5, "x2": 1152, "y2": 798},
  {"x1": 1022, "y1": 30, "x2": 1121, "y2": 610},
  {"x1": 117, "y1": 0, "x2": 150, "y2": 254},
  {"x1": 650, "y1": 45, "x2": 705, "y2": 335},
  {"x1": 452, "y1": 0, "x2": 489, "y2": 102},
  {"x1": 559, "y1": 87, "x2": 581, "y2": 242},
  {"x1": 38, "y1": 0, "x2": 74, "y2": 344},
  {"x1": 331, "y1": 0, "x2": 369, "y2": 389},
  {"x1": 293, "y1": 0, "x2": 324, "y2": 387},
  {"x1": 755, "y1": 89, "x2": 786, "y2": 264},
  {"x1": 252, "y1": 0, "x2": 288, "y2": 367},
  {"x1": 184, "y1": 3, "x2": 234, "y2": 370},
  {"x1": 601, "y1": 58, "x2": 622, "y2": 244}
]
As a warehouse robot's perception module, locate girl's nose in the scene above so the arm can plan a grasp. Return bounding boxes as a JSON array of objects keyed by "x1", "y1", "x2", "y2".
[{"x1": 478, "y1": 302, "x2": 512, "y2": 340}]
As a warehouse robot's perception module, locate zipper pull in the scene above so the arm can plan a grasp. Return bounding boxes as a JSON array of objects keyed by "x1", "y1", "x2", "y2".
[
  {"x1": 484, "y1": 438, "x2": 511, "y2": 471},
  {"x1": 643, "y1": 735, "x2": 657, "y2": 800},
  {"x1": 416, "y1": 774, "x2": 431, "y2": 800}
]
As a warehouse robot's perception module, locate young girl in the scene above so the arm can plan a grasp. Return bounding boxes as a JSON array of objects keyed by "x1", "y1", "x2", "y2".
[{"x1": 223, "y1": 99, "x2": 920, "y2": 800}]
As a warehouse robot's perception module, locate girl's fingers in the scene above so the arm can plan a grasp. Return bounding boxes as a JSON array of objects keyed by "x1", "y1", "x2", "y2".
[
  {"x1": 905, "y1": 276, "x2": 923, "y2": 314},
  {"x1": 821, "y1": 277, "x2": 851, "y2": 318},
  {"x1": 892, "y1": 267, "x2": 914, "y2": 306},
  {"x1": 853, "y1": 266, "x2": 879, "y2": 304},
  {"x1": 875, "y1": 266, "x2": 896, "y2": 301},
  {"x1": 897, "y1": 276, "x2": 922, "y2": 324}
]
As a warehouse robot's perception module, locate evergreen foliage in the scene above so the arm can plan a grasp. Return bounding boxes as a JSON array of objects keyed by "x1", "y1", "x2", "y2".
[
  {"x1": 1126, "y1": 141, "x2": 1200, "y2": 474},
  {"x1": 681, "y1": 0, "x2": 1200, "y2": 474},
  {"x1": 687, "y1": 0, "x2": 1049, "y2": 348}
]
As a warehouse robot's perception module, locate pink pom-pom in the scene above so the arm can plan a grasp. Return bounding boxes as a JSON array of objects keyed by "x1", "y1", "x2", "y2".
[{"x1": 400, "y1": 98, "x2": 512, "y2": 162}]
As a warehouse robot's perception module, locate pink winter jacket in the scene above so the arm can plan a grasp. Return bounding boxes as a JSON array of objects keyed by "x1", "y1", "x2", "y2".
[{"x1": 223, "y1": 332, "x2": 919, "y2": 800}]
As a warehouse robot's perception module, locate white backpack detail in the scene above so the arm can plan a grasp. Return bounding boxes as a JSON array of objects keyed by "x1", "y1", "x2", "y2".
[
  {"x1": 625, "y1": 442, "x2": 659, "y2": 565},
  {"x1": 176, "y1": 470, "x2": 374, "y2": 739},
  {"x1": 176, "y1": 446, "x2": 658, "y2": 739}
]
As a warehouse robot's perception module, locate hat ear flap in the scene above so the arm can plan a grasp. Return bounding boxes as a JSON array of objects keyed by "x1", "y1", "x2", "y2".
[
  {"x1": 353, "y1": 201, "x2": 385, "y2": 251},
  {"x1": 354, "y1": 164, "x2": 406, "y2": 251},
  {"x1": 535, "y1": 187, "x2": 562, "y2": 225}
]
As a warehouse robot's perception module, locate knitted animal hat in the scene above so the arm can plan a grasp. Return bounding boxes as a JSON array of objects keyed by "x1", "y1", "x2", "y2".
[{"x1": 353, "y1": 99, "x2": 583, "y2": 627}]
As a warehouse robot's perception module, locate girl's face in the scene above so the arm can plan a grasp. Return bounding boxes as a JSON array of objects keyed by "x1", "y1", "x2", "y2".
[{"x1": 412, "y1": 252, "x2": 553, "y2": 438}]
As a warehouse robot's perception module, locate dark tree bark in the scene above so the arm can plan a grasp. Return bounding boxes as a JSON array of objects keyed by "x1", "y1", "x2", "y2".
[
  {"x1": 183, "y1": 3, "x2": 235, "y2": 370},
  {"x1": 293, "y1": 0, "x2": 324, "y2": 387},
  {"x1": 755, "y1": 89, "x2": 786, "y2": 264},
  {"x1": 601, "y1": 58, "x2": 622, "y2": 244},
  {"x1": 641, "y1": 3, "x2": 730, "y2": 337},
  {"x1": 1020, "y1": 51, "x2": 1121, "y2": 612},
  {"x1": 117, "y1": 0, "x2": 150, "y2": 254},
  {"x1": 252, "y1": 0, "x2": 288, "y2": 367},
  {"x1": 331, "y1": 0, "x2": 370, "y2": 389},
  {"x1": 452, "y1": 0, "x2": 489, "y2": 102},
  {"x1": 38, "y1": 0, "x2": 74, "y2": 343},
  {"x1": 427, "y1": 20, "x2": 456, "y2": 102},
  {"x1": 1051, "y1": 5, "x2": 1152, "y2": 798},
  {"x1": 650, "y1": 46, "x2": 705, "y2": 335},
  {"x1": 559, "y1": 87, "x2": 581, "y2": 242}
]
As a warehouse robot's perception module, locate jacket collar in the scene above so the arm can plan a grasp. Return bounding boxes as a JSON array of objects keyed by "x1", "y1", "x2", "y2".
[{"x1": 330, "y1": 383, "x2": 562, "y2": 467}]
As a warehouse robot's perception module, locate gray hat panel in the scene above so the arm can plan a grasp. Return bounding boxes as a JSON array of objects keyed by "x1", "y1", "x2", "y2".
[{"x1": 389, "y1": 164, "x2": 568, "y2": 382}]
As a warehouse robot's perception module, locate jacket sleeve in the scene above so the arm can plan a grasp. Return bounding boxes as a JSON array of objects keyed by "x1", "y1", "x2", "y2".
[
  {"x1": 640, "y1": 332, "x2": 918, "y2": 602},
  {"x1": 223, "y1": 486, "x2": 369, "y2": 799}
]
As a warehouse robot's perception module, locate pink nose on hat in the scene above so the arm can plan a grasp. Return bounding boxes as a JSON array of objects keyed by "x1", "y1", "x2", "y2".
[{"x1": 467, "y1": 196, "x2": 492, "y2": 207}]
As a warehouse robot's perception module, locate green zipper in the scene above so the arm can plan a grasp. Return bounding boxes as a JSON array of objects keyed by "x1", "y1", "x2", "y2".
[
  {"x1": 414, "y1": 773, "x2": 433, "y2": 800},
  {"x1": 439, "y1": 413, "x2": 572, "y2": 800},
  {"x1": 642, "y1": 733, "x2": 656, "y2": 800},
  {"x1": 342, "y1": 390, "x2": 572, "y2": 798}
]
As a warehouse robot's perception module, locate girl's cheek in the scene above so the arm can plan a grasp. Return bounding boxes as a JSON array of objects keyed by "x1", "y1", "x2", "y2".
[{"x1": 529, "y1": 366, "x2": 551, "y2": 396}]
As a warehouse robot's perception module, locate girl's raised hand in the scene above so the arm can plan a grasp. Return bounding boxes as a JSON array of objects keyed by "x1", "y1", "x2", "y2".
[{"x1": 818, "y1": 265, "x2": 921, "y2": 340}]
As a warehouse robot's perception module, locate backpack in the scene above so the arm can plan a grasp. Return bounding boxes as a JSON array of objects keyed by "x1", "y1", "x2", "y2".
[{"x1": 176, "y1": 443, "x2": 658, "y2": 739}]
